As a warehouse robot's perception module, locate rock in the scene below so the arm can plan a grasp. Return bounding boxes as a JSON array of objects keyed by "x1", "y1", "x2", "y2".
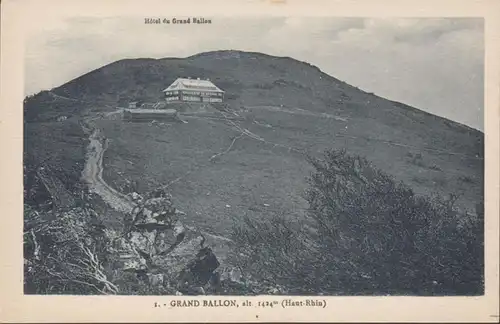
[
  {"x1": 176, "y1": 246, "x2": 220, "y2": 293},
  {"x1": 113, "y1": 192, "x2": 189, "y2": 274},
  {"x1": 155, "y1": 235, "x2": 206, "y2": 274},
  {"x1": 114, "y1": 237, "x2": 149, "y2": 271},
  {"x1": 109, "y1": 189, "x2": 232, "y2": 295},
  {"x1": 172, "y1": 220, "x2": 186, "y2": 236},
  {"x1": 175, "y1": 209, "x2": 187, "y2": 216},
  {"x1": 148, "y1": 273, "x2": 164, "y2": 287},
  {"x1": 189, "y1": 247, "x2": 220, "y2": 276},
  {"x1": 124, "y1": 193, "x2": 188, "y2": 260},
  {"x1": 130, "y1": 192, "x2": 143, "y2": 202},
  {"x1": 128, "y1": 231, "x2": 157, "y2": 258},
  {"x1": 136, "y1": 268, "x2": 149, "y2": 281},
  {"x1": 212, "y1": 266, "x2": 248, "y2": 294},
  {"x1": 218, "y1": 266, "x2": 243, "y2": 284}
]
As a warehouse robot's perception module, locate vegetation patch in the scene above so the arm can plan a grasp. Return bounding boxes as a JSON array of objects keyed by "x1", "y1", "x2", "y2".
[
  {"x1": 231, "y1": 149, "x2": 484, "y2": 295},
  {"x1": 24, "y1": 119, "x2": 88, "y2": 209}
]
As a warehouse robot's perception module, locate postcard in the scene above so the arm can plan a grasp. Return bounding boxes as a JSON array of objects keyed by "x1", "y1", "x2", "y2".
[{"x1": 1, "y1": 0, "x2": 499, "y2": 322}]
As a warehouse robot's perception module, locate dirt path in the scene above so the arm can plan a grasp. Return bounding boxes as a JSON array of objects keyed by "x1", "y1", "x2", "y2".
[
  {"x1": 80, "y1": 114, "x2": 233, "y2": 246},
  {"x1": 244, "y1": 105, "x2": 348, "y2": 122},
  {"x1": 81, "y1": 125, "x2": 135, "y2": 214},
  {"x1": 243, "y1": 105, "x2": 481, "y2": 160}
]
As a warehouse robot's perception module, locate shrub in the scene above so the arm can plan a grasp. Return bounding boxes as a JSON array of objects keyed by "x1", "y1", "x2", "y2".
[
  {"x1": 231, "y1": 149, "x2": 484, "y2": 295},
  {"x1": 24, "y1": 205, "x2": 117, "y2": 295},
  {"x1": 230, "y1": 212, "x2": 316, "y2": 295}
]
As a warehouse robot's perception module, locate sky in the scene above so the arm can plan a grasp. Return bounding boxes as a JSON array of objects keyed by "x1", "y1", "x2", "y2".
[{"x1": 24, "y1": 17, "x2": 484, "y2": 130}]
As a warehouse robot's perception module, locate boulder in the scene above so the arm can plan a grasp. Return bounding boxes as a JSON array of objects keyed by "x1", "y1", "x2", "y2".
[
  {"x1": 219, "y1": 266, "x2": 243, "y2": 284},
  {"x1": 114, "y1": 193, "x2": 188, "y2": 274},
  {"x1": 155, "y1": 235, "x2": 206, "y2": 274},
  {"x1": 148, "y1": 273, "x2": 164, "y2": 287},
  {"x1": 109, "y1": 189, "x2": 233, "y2": 293},
  {"x1": 176, "y1": 246, "x2": 220, "y2": 294},
  {"x1": 124, "y1": 194, "x2": 187, "y2": 260}
]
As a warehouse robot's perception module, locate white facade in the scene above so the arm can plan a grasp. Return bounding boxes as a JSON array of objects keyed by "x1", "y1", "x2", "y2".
[{"x1": 162, "y1": 78, "x2": 225, "y2": 103}]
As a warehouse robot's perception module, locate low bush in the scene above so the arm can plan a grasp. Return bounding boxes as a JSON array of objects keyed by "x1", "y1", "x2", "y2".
[
  {"x1": 231, "y1": 149, "x2": 484, "y2": 295},
  {"x1": 24, "y1": 205, "x2": 117, "y2": 295}
]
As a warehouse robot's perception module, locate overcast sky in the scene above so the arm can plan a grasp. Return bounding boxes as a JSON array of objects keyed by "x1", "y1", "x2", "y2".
[{"x1": 24, "y1": 17, "x2": 484, "y2": 130}]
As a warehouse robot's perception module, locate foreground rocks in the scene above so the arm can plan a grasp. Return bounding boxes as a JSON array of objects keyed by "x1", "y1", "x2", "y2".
[
  {"x1": 111, "y1": 190, "x2": 186, "y2": 270},
  {"x1": 24, "y1": 190, "x2": 278, "y2": 295},
  {"x1": 108, "y1": 189, "x2": 245, "y2": 294}
]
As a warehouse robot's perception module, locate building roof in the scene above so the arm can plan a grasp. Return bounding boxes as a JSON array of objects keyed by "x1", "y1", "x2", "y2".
[{"x1": 162, "y1": 78, "x2": 224, "y2": 93}]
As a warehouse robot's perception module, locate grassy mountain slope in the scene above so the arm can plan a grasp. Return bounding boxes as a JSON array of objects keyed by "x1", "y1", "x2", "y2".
[
  {"x1": 24, "y1": 50, "x2": 483, "y2": 227},
  {"x1": 23, "y1": 50, "x2": 484, "y2": 295},
  {"x1": 43, "y1": 50, "x2": 483, "y2": 150}
]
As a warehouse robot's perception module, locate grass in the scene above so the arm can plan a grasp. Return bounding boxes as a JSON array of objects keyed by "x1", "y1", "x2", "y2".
[
  {"x1": 97, "y1": 106, "x2": 483, "y2": 238},
  {"x1": 24, "y1": 50, "x2": 483, "y2": 216},
  {"x1": 24, "y1": 119, "x2": 88, "y2": 208},
  {"x1": 23, "y1": 103, "x2": 481, "y2": 295},
  {"x1": 406, "y1": 152, "x2": 443, "y2": 171},
  {"x1": 97, "y1": 116, "x2": 311, "y2": 236},
  {"x1": 22, "y1": 49, "x2": 485, "y2": 296},
  {"x1": 230, "y1": 149, "x2": 484, "y2": 295}
]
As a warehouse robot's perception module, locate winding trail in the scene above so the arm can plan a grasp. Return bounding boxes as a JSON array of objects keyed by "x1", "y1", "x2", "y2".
[
  {"x1": 80, "y1": 114, "x2": 233, "y2": 244},
  {"x1": 81, "y1": 123, "x2": 135, "y2": 214},
  {"x1": 244, "y1": 105, "x2": 348, "y2": 122}
]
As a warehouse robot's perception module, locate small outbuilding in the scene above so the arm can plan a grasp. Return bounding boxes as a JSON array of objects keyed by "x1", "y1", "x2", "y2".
[
  {"x1": 123, "y1": 108, "x2": 180, "y2": 122},
  {"x1": 128, "y1": 101, "x2": 142, "y2": 109}
]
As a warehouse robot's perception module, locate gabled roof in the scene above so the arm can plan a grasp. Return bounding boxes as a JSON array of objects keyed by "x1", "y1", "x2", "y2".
[{"x1": 162, "y1": 78, "x2": 224, "y2": 93}]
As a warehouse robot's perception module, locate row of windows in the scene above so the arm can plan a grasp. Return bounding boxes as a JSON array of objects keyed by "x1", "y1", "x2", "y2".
[
  {"x1": 165, "y1": 96, "x2": 223, "y2": 102},
  {"x1": 165, "y1": 91, "x2": 223, "y2": 97},
  {"x1": 204, "y1": 98, "x2": 223, "y2": 103},
  {"x1": 183, "y1": 96, "x2": 202, "y2": 101},
  {"x1": 184, "y1": 91, "x2": 223, "y2": 97}
]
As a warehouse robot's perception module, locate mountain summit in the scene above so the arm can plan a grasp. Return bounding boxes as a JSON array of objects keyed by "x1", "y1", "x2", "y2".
[
  {"x1": 23, "y1": 50, "x2": 485, "y2": 296},
  {"x1": 26, "y1": 49, "x2": 483, "y2": 150},
  {"x1": 24, "y1": 50, "x2": 483, "y2": 211}
]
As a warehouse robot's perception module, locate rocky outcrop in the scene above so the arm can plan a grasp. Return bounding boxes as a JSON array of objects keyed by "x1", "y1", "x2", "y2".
[
  {"x1": 112, "y1": 190, "x2": 186, "y2": 270},
  {"x1": 107, "y1": 189, "x2": 242, "y2": 294},
  {"x1": 176, "y1": 246, "x2": 220, "y2": 295},
  {"x1": 24, "y1": 190, "x2": 260, "y2": 295}
]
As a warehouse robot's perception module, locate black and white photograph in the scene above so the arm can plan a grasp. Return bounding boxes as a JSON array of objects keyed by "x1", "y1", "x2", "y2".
[
  {"x1": 21, "y1": 14, "x2": 487, "y2": 298},
  {"x1": 2, "y1": 1, "x2": 498, "y2": 321}
]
